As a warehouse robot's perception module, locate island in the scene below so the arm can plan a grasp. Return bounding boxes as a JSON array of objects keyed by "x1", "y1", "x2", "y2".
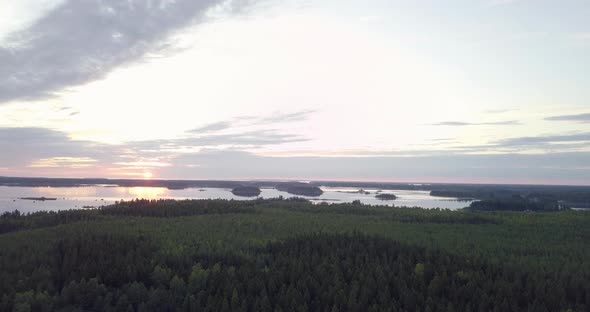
[
  {"x1": 20, "y1": 197, "x2": 57, "y2": 201},
  {"x1": 375, "y1": 193, "x2": 397, "y2": 200},
  {"x1": 338, "y1": 189, "x2": 371, "y2": 195},
  {"x1": 275, "y1": 183, "x2": 324, "y2": 197},
  {"x1": 231, "y1": 186, "x2": 262, "y2": 197}
]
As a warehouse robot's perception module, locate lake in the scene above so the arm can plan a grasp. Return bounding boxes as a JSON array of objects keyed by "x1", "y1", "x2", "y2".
[{"x1": 0, "y1": 185, "x2": 473, "y2": 214}]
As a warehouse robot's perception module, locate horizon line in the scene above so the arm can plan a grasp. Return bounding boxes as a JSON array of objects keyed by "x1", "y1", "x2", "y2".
[{"x1": 1, "y1": 175, "x2": 589, "y2": 188}]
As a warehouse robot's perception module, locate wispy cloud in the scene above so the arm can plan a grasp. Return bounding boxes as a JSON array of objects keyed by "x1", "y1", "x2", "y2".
[
  {"x1": 189, "y1": 110, "x2": 316, "y2": 134},
  {"x1": 0, "y1": 125, "x2": 307, "y2": 175},
  {"x1": 3, "y1": 126, "x2": 590, "y2": 184},
  {"x1": 430, "y1": 120, "x2": 520, "y2": 126},
  {"x1": 545, "y1": 113, "x2": 590, "y2": 123},
  {"x1": 492, "y1": 132, "x2": 590, "y2": 147},
  {"x1": 0, "y1": 0, "x2": 250, "y2": 104},
  {"x1": 162, "y1": 150, "x2": 590, "y2": 185},
  {"x1": 259, "y1": 110, "x2": 315, "y2": 123},
  {"x1": 420, "y1": 132, "x2": 590, "y2": 154},
  {"x1": 133, "y1": 130, "x2": 308, "y2": 152},
  {"x1": 29, "y1": 157, "x2": 97, "y2": 168},
  {"x1": 189, "y1": 121, "x2": 233, "y2": 133},
  {"x1": 0, "y1": 127, "x2": 118, "y2": 169}
]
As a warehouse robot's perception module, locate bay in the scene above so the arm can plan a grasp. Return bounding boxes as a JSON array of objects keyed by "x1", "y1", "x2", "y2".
[{"x1": 0, "y1": 185, "x2": 473, "y2": 214}]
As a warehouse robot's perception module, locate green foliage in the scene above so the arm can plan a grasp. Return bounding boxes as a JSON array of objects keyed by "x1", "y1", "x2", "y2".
[
  {"x1": 0, "y1": 199, "x2": 256, "y2": 234},
  {"x1": 0, "y1": 209, "x2": 100, "y2": 234},
  {"x1": 0, "y1": 199, "x2": 589, "y2": 311},
  {"x1": 100, "y1": 199, "x2": 257, "y2": 217},
  {"x1": 468, "y1": 198, "x2": 559, "y2": 211}
]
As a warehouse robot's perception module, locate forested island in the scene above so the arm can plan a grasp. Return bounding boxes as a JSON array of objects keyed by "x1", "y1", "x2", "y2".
[
  {"x1": 231, "y1": 186, "x2": 262, "y2": 197},
  {"x1": 19, "y1": 197, "x2": 57, "y2": 201},
  {"x1": 466, "y1": 198, "x2": 559, "y2": 212},
  {"x1": 275, "y1": 182, "x2": 324, "y2": 197},
  {"x1": 375, "y1": 193, "x2": 397, "y2": 200},
  {"x1": 1, "y1": 198, "x2": 589, "y2": 311},
  {"x1": 429, "y1": 185, "x2": 590, "y2": 210}
]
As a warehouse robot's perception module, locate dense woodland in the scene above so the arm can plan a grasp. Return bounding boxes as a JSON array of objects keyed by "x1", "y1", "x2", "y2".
[
  {"x1": 431, "y1": 186, "x2": 590, "y2": 210},
  {"x1": 1, "y1": 198, "x2": 589, "y2": 311},
  {"x1": 231, "y1": 187, "x2": 262, "y2": 197},
  {"x1": 272, "y1": 184, "x2": 324, "y2": 197},
  {"x1": 466, "y1": 198, "x2": 560, "y2": 212},
  {"x1": 0, "y1": 199, "x2": 256, "y2": 234}
]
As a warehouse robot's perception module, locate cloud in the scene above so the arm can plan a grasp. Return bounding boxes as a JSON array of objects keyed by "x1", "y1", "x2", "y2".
[
  {"x1": 2, "y1": 127, "x2": 590, "y2": 184},
  {"x1": 0, "y1": 125, "x2": 306, "y2": 177},
  {"x1": 0, "y1": 0, "x2": 249, "y2": 104},
  {"x1": 258, "y1": 110, "x2": 316, "y2": 123},
  {"x1": 0, "y1": 127, "x2": 117, "y2": 167},
  {"x1": 0, "y1": 126, "x2": 306, "y2": 168},
  {"x1": 189, "y1": 110, "x2": 316, "y2": 134},
  {"x1": 429, "y1": 138, "x2": 455, "y2": 142},
  {"x1": 492, "y1": 132, "x2": 590, "y2": 147},
  {"x1": 189, "y1": 130, "x2": 306, "y2": 146},
  {"x1": 189, "y1": 121, "x2": 233, "y2": 133},
  {"x1": 132, "y1": 129, "x2": 308, "y2": 152},
  {"x1": 430, "y1": 120, "x2": 520, "y2": 126},
  {"x1": 29, "y1": 157, "x2": 97, "y2": 168},
  {"x1": 432, "y1": 122, "x2": 473, "y2": 126},
  {"x1": 545, "y1": 113, "x2": 590, "y2": 123},
  {"x1": 160, "y1": 150, "x2": 590, "y2": 185},
  {"x1": 405, "y1": 132, "x2": 590, "y2": 154}
]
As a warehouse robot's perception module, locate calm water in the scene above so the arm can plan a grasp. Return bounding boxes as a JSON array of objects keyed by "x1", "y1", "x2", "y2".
[{"x1": 0, "y1": 186, "x2": 473, "y2": 214}]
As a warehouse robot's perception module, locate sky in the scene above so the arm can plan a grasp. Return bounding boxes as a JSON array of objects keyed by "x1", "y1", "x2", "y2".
[{"x1": 0, "y1": 0, "x2": 589, "y2": 185}]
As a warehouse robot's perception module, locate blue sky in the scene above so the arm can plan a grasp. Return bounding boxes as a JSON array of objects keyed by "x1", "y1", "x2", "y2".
[{"x1": 0, "y1": 0, "x2": 589, "y2": 184}]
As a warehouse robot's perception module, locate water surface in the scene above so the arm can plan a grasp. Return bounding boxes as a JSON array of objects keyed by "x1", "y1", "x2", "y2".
[{"x1": 0, "y1": 185, "x2": 473, "y2": 214}]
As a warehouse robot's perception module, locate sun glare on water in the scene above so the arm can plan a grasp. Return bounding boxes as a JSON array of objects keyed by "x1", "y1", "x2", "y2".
[{"x1": 128, "y1": 187, "x2": 167, "y2": 199}]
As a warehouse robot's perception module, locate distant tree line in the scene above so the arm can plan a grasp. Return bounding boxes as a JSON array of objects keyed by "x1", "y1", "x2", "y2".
[
  {"x1": 99, "y1": 199, "x2": 257, "y2": 217},
  {"x1": 467, "y1": 199, "x2": 559, "y2": 212},
  {"x1": 0, "y1": 199, "x2": 256, "y2": 234}
]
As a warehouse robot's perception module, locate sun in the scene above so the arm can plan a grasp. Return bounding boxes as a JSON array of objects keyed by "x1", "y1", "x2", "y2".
[{"x1": 142, "y1": 171, "x2": 153, "y2": 179}]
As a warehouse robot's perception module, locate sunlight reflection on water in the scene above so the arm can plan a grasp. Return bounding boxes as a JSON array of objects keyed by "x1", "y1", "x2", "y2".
[{"x1": 0, "y1": 186, "x2": 473, "y2": 213}]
